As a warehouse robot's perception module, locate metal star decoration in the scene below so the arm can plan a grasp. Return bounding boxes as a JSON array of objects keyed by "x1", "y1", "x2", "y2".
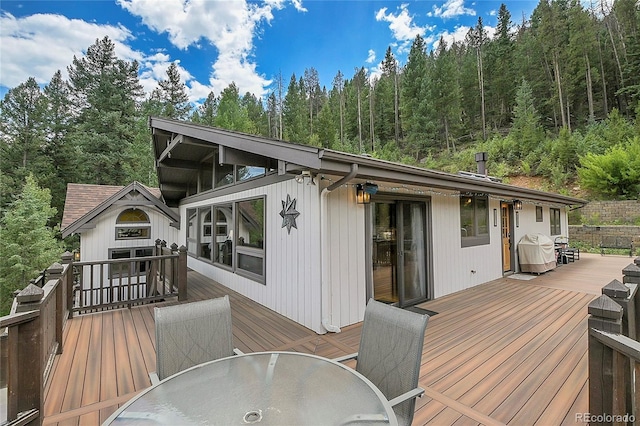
[{"x1": 279, "y1": 195, "x2": 300, "y2": 234}]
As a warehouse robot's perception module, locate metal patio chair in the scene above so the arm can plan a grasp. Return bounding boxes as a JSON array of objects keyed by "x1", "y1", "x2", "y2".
[
  {"x1": 334, "y1": 299, "x2": 430, "y2": 426},
  {"x1": 554, "y1": 236, "x2": 580, "y2": 263},
  {"x1": 150, "y1": 295, "x2": 241, "y2": 384}
]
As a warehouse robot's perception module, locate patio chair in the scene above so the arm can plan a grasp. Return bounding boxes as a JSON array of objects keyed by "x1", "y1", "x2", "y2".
[
  {"x1": 334, "y1": 299, "x2": 429, "y2": 426},
  {"x1": 150, "y1": 295, "x2": 242, "y2": 384},
  {"x1": 554, "y1": 236, "x2": 580, "y2": 263}
]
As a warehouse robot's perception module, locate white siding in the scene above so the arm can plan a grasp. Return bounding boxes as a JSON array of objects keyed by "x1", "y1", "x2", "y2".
[
  {"x1": 180, "y1": 178, "x2": 573, "y2": 335},
  {"x1": 181, "y1": 179, "x2": 323, "y2": 333},
  {"x1": 430, "y1": 194, "x2": 503, "y2": 298},
  {"x1": 325, "y1": 185, "x2": 367, "y2": 329},
  {"x1": 80, "y1": 206, "x2": 180, "y2": 263}
]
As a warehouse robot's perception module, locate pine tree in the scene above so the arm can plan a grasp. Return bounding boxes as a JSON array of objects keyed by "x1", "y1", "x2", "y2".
[
  {"x1": 511, "y1": 78, "x2": 544, "y2": 159},
  {"x1": 67, "y1": 36, "x2": 143, "y2": 185},
  {"x1": 195, "y1": 92, "x2": 218, "y2": 126},
  {"x1": 151, "y1": 62, "x2": 192, "y2": 119},
  {"x1": 0, "y1": 77, "x2": 48, "y2": 209},
  {"x1": 485, "y1": 3, "x2": 516, "y2": 130},
  {"x1": 0, "y1": 174, "x2": 63, "y2": 315},
  {"x1": 215, "y1": 83, "x2": 252, "y2": 133},
  {"x1": 42, "y1": 70, "x2": 74, "y2": 222},
  {"x1": 432, "y1": 38, "x2": 462, "y2": 152},
  {"x1": 401, "y1": 35, "x2": 434, "y2": 157}
]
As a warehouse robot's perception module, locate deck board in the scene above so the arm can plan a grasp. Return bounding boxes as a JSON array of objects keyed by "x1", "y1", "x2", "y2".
[{"x1": 42, "y1": 253, "x2": 634, "y2": 425}]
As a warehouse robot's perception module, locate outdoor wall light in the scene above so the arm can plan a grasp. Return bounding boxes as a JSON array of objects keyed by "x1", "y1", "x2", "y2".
[
  {"x1": 73, "y1": 250, "x2": 80, "y2": 261},
  {"x1": 356, "y1": 182, "x2": 378, "y2": 204},
  {"x1": 513, "y1": 199, "x2": 523, "y2": 210}
]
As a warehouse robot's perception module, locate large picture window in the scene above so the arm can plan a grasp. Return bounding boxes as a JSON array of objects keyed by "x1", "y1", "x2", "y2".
[
  {"x1": 460, "y1": 194, "x2": 490, "y2": 247},
  {"x1": 188, "y1": 197, "x2": 265, "y2": 283},
  {"x1": 550, "y1": 208, "x2": 561, "y2": 235}
]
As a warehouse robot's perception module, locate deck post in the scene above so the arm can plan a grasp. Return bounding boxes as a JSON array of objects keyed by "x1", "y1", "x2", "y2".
[
  {"x1": 61, "y1": 251, "x2": 75, "y2": 319},
  {"x1": 622, "y1": 260, "x2": 640, "y2": 342},
  {"x1": 8, "y1": 285, "x2": 45, "y2": 424},
  {"x1": 602, "y1": 279, "x2": 637, "y2": 419},
  {"x1": 47, "y1": 262, "x2": 65, "y2": 355},
  {"x1": 178, "y1": 245, "x2": 188, "y2": 301},
  {"x1": 588, "y1": 294, "x2": 624, "y2": 425}
]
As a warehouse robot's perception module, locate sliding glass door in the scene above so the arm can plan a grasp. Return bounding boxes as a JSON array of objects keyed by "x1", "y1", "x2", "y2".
[{"x1": 371, "y1": 200, "x2": 428, "y2": 307}]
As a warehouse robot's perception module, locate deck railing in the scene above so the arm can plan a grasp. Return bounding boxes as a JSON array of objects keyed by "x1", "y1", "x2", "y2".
[
  {"x1": 0, "y1": 242, "x2": 187, "y2": 425},
  {"x1": 588, "y1": 257, "x2": 640, "y2": 426},
  {"x1": 0, "y1": 259, "x2": 70, "y2": 426},
  {"x1": 71, "y1": 241, "x2": 187, "y2": 315}
]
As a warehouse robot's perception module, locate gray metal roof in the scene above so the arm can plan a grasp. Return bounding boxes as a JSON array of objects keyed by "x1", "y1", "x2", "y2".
[{"x1": 149, "y1": 117, "x2": 586, "y2": 207}]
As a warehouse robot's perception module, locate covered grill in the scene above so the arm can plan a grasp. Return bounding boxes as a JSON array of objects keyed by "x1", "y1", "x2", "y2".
[{"x1": 517, "y1": 233, "x2": 557, "y2": 274}]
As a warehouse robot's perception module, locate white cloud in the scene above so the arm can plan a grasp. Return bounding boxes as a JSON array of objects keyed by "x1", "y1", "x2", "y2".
[
  {"x1": 366, "y1": 49, "x2": 376, "y2": 64},
  {"x1": 375, "y1": 5, "x2": 427, "y2": 43},
  {"x1": 428, "y1": 0, "x2": 476, "y2": 19},
  {"x1": 375, "y1": 4, "x2": 431, "y2": 55},
  {"x1": 117, "y1": 0, "x2": 292, "y2": 97},
  {"x1": 430, "y1": 24, "x2": 496, "y2": 51},
  {"x1": 0, "y1": 12, "x2": 137, "y2": 88}
]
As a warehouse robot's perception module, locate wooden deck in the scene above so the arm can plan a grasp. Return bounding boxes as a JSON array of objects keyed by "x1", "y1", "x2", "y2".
[{"x1": 42, "y1": 253, "x2": 634, "y2": 425}]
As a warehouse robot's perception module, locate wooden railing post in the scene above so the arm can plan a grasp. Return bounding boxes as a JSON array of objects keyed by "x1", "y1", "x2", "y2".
[
  {"x1": 622, "y1": 258, "x2": 640, "y2": 342},
  {"x1": 178, "y1": 245, "x2": 188, "y2": 301},
  {"x1": 61, "y1": 251, "x2": 75, "y2": 319},
  {"x1": 47, "y1": 262, "x2": 65, "y2": 355},
  {"x1": 588, "y1": 294, "x2": 624, "y2": 425},
  {"x1": 602, "y1": 279, "x2": 637, "y2": 419},
  {"x1": 8, "y1": 284, "x2": 45, "y2": 424}
]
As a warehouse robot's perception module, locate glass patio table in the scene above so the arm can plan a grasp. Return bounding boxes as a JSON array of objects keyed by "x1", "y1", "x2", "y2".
[{"x1": 104, "y1": 351, "x2": 398, "y2": 425}]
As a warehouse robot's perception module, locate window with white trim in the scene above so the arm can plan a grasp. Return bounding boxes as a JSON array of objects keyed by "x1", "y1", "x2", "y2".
[
  {"x1": 460, "y1": 194, "x2": 490, "y2": 247},
  {"x1": 550, "y1": 208, "x2": 561, "y2": 235},
  {"x1": 115, "y1": 208, "x2": 150, "y2": 240}
]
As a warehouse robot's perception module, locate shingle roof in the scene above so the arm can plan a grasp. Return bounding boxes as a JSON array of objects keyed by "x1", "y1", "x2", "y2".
[{"x1": 61, "y1": 183, "x2": 162, "y2": 230}]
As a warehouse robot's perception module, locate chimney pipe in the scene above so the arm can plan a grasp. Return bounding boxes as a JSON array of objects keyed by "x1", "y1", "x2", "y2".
[{"x1": 475, "y1": 152, "x2": 488, "y2": 176}]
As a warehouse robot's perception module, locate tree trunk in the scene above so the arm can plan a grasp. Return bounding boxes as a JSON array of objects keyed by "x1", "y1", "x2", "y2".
[
  {"x1": 369, "y1": 83, "x2": 375, "y2": 151},
  {"x1": 553, "y1": 52, "x2": 567, "y2": 128},
  {"x1": 585, "y1": 53, "x2": 595, "y2": 121},
  {"x1": 357, "y1": 84, "x2": 363, "y2": 153},
  {"x1": 394, "y1": 71, "x2": 400, "y2": 145},
  {"x1": 477, "y1": 47, "x2": 487, "y2": 140}
]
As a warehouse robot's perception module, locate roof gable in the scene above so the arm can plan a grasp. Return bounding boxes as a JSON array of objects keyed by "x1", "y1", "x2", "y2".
[{"x1": 61, "y1": 181, "x2": 177, "y2": 238}]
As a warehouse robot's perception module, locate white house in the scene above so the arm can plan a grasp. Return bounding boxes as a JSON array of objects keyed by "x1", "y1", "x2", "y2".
[
  {"x1": 149, "y1": 117, "x2": 586, "y2": 334},
  {"x1": 61, "y1": 181, "x2": 180, "y2": 304}
]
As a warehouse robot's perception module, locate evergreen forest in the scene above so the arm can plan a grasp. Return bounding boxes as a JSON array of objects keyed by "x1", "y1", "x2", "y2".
[{"x1": 1, "y1": 1, "x2": 639, "y2": 310}]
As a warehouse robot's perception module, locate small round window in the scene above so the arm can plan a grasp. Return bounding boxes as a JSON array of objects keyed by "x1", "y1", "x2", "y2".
[{"x1": 117, "y1": 209, "x2": 150, "y2": 223}]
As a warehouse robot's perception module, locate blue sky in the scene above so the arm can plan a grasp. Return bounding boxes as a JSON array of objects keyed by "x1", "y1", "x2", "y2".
[{"x1": 0, "y1": 0, "x2": 540, "y2": 103}]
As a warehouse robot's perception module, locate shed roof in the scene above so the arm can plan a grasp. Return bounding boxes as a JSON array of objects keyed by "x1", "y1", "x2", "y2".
[
  {"x1": 61, "y1": 181, "x2": 177, "y2": 238},
  {"x1": 149, "y1": 116, "x2": 586, "y2": 208}
]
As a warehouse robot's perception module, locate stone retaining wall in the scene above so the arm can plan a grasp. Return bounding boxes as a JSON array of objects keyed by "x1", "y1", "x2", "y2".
[
  {"x1": 569, "y1": 225, "x2": 640, "y2": 250},
  {"x1": 576, "y1": 200, "x2": 640, "y2": 225}
]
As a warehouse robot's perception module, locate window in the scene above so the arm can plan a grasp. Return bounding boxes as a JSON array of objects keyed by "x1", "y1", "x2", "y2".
[
  {"x1": 109, "y1": 247, "x2": 153, "y2": 278},
  {"x1": 199, "y1": 207, "x2": 213, "y2": 260},
  {"x1": 460, "y1": 194, "x2": 490, "y2": 247},
  {"x1": 214, "y1": 205, "x2": 233, "y2": 267},
  {"x1": 236, "y1": 198, "x2": 265, "y2": 279},
  {"x1": 536, "y1": 206, "x2": 543, "y2": 222},
  {"x1": 188, "y1": 197, "x2": 266, "y2": 283},
  {"x1": 186, "y1": 209, "x2": 197, "y2": 255},
  {"x1": 116, "y1": 209, "x2": 150, "y2": 240},
  {"x1": 550, "y1": 208, "x2": 561, "y2": 235}
]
